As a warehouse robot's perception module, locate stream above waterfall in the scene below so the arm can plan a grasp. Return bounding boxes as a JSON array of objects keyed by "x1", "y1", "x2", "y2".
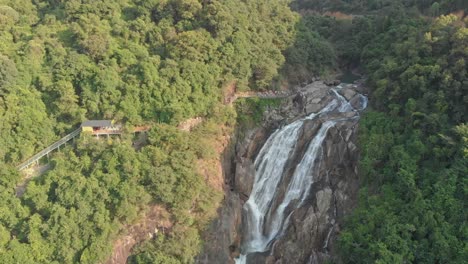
[{"x1": 236, "y1": 85, "x2": 368, "y2": 264}]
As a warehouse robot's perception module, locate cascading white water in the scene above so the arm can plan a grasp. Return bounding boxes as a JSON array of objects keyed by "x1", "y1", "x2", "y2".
[
  {"x1": 331, "y1": 89, "x2": 353, "y2": 112},
  {"x1": 236, "y1": 88, "x2": 366, "y2": 264},
  {"x1": 356, "y1": 94, "x2": 368, "y2": 110}
]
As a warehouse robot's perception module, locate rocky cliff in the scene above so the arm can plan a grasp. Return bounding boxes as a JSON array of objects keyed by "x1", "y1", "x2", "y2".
[{"x1": 197, "y1": 81, "x2": 365, "y2": 264}]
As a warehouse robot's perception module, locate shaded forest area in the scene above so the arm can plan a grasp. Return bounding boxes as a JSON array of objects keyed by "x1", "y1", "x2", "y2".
[
  {"x1": 290, "y1": 0, "x2": 467, "y2": 263},
  {"x1": 293, "y1": 0, "x2": 466, "y2": 15}
]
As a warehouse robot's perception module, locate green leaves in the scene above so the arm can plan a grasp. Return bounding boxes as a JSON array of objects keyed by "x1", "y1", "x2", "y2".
[
  {"x1": 283, "y1": 20, "x2": 337, "y2": 82},
  {"x1": 0, "y1": 0, "x2": 295, "y2": 262},
  {"x1": 339, "y1": 13, "x2": 467, "y2": 264},
  {"x1": 0, "y1": 54, "x2": 17, "y2": 90}
]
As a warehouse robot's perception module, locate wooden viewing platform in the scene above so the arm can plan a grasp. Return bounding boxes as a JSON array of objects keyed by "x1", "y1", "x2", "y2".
[
  {"x1": 92, "y1": 129, "x2": 123, "y2": 136},
  {"x1": 16, "y1": 121, "x2": 150, "y2": 171}
]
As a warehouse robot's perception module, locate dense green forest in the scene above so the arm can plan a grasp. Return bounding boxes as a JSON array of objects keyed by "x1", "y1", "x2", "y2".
[
  {"x1": 293, "y1": 0, "x2": 466, "y2": 14},
  {"x1": 0, "y1": 0, "x2": 297, "y2": 165},
  {"x1": 0, "y1": 0, "x2": 466, "y2": 263},
  {"x1": 0, "y1": 0, "x2": 296, "y2": 263},
  {"x1": 288, "y1": 1, "x2": 467, "y2": 263},
  {"x1": 338, "y1": 15, "x2": 467, "y2": 263}
]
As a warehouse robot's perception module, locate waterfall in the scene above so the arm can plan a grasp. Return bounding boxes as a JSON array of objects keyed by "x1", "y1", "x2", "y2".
[
  {"x1": 356, "y1": 94, "x2": 368, "y2": 110},
  {"x1": 236, "y1": 89, "x2": 366, "y2": 263}
]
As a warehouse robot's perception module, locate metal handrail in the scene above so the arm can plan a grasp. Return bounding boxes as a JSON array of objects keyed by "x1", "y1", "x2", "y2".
[{"x1": 16, "y1": 128, "x2": 81, "y2": 171}]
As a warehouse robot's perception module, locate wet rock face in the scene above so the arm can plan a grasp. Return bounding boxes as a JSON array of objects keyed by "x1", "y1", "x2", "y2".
[
  {"x1": 197, "y1": 81, "x2": 365, "y2": 264},
  {"x1": 196, "y1": 190, "x2": 243, "y2": 264},
  {"x1": 339, "y1": 87, "x2": 357, "y2": 101},
  {"x1": 268, "y1": 122, "x2": 361, "y2": 264},
  {"x1": 196, "y1": 127, "x2": 271, "y2": 264},
  {"x1": 235, "y1": 159, "x2": 255, "y2": 198},
  {"x1": 264, "y1": 82, "x2": 334, "y2": 124}
]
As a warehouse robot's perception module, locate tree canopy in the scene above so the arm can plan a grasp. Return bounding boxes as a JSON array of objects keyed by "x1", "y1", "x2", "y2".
[
  {"x1": 289, "y1": 1, "x2": 466, "y2": 262},
  {"x1": 0, "y1": 0, "x2": 295, "y2": 263},
  {"x1": 338, "y1": 14, "x2": 467, "y2": 263}
]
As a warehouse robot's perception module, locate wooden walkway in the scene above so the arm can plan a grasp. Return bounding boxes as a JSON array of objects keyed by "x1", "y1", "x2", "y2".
[
  {"x1": 16, "y1": 91, "x2": 289, "y2": 171},
  {"x1": 225, "y1": 90, "x2": 292, "y2": 104},
  {"x1": 16, "y1": 126, "x2": 150, "y2": 171},
  {"x1": 235, "y1": 91, "x2": 292, "y2": 98}
]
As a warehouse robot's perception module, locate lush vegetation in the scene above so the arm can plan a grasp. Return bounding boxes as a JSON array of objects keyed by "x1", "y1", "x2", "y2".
[
  {"x1": 282, "y1": 17, "x2": 337, "y2": 83},
  {"x1": 0, "y1": 0, "x2": 296, "y2": 263},
  {"x1": 1, "y1": 0, "x2": 466, "y2": 263},
  {"x1": 284, "y1": 1, "x2": 467, "y2": 80},
  {"x1": 0, "y1": 110, "x2": 233, "y2": 263},
  {"x1": 0, "y1": 0, "x2": 297, "y2": 164},
  {"x1": 339, "y1": 14, "x2": 467, "y2": 263},
  {"x1": 293, "y1": 0, "x2": 466, "y2": 15},
  {"x1": 235, "y1": 97, "x2": 283, "y2": 127},
  {"x1": 290, "y1": 1, "x2": 467, "y2": 263}
]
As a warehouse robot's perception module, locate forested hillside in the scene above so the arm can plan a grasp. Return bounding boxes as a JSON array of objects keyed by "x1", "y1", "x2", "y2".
[
  {"x1": 0, "y1": 0, "x2": 296, "y2": 263},
  {"x1": 339, "y1": 14, "x2": 467, "y2": 263},
  {"x1": 1, "y1": 0, "x2": 466, "y2": 263},
  {"x1": 288, "y1": 1, "x2": 467, "y2": 263},
  {"x1": 0, "y1": 0, "x2": 297, "y2": 164},
  {"x1": 293, "y1": 0, "x2": 466, "y2": 14}
]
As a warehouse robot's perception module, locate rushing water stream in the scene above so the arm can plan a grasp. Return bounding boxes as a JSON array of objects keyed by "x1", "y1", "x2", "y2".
[{"x1": 236, "y1": 88, "x2": 367, "y2": 263}]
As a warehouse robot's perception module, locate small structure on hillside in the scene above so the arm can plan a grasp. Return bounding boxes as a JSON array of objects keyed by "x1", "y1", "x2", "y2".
[
  {"x1": 17, "y1": 120, "x2": 149, "y2": 174},
  {"x1": 81, "y1": 120, "x2": 122, "y2": 135}
]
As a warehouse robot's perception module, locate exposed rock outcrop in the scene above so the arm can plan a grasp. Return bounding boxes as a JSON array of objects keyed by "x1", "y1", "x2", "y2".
[
  {"x1": 106, "y1": 206, "x2": 172, "y2": 264},
  {"x1": 267, "y1": 120, "x2": 361, "y2": 264},
  {"x1": 196, "y1": 126, "x2": 269, "y2": 264},
  {"x1": 197, "y1": 81, "x2": 366, "y2": 264}
]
